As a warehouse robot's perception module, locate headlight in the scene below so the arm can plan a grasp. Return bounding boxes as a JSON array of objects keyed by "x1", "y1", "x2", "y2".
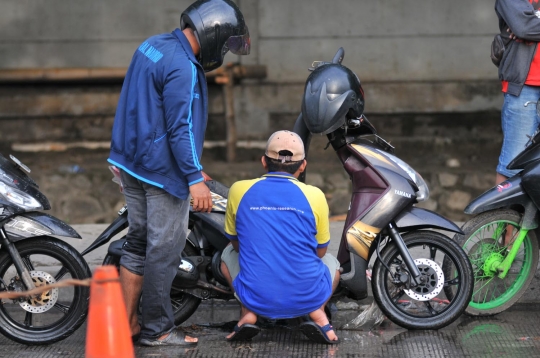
[
  {"x1": 377, "y1": 151, "x2": 430, "y2": 202},
  {"x1": 0, "y1": 181, "x2": 43, "y2": 210}
]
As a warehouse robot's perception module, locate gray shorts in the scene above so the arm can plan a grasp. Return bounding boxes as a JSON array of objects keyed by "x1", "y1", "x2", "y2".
[{"x1": 221, "y1": 244, "x2": 340, "y2": 283}]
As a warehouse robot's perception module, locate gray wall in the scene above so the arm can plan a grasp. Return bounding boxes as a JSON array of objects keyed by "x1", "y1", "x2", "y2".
[
  {"x1": 0, "y1": 0, "x2": 502, "y2": 129},
  {"x1": 0, "y1": 0, "x2": 499, "y2": 80},
  {"x1": 0, "y1": 1, "x2": 508, "y2": 224}
]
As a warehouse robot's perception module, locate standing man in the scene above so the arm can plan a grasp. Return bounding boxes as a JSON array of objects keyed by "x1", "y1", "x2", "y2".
[
  {"x1": 220, "y1": 131, "x2": 341, "y2": 344},
  {"x1": 495, "y1": 0, "x2": 540, "y2": 185},
  {"x1": 108, "y1": 0, "x2": 250, "y2": 346}
]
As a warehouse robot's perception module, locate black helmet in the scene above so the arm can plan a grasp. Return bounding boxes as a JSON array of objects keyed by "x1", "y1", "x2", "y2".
[
  {"x1": 181, "y1": 0, "x2": 250, "y2": 72},
  {"x1": 301, "y1": 63, "x2": 364, "y2": 135}
]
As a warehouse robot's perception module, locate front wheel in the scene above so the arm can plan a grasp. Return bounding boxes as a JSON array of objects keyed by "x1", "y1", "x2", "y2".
[
  {"x1": 453, "y1": 209, "x2": 539, "y2": 316},
  {"x1": 372, "y1": 230, "x2": 473, "y2": 330},
  {"x1": 0, "y1": 237, "x2": 91, "y2": 345}
]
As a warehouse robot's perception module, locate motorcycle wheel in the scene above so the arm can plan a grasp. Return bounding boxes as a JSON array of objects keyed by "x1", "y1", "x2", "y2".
[
  {"x1": 372, "y1": 230, "x2": 473, "y2": 330},
  {"x1": 0, "y1": 237, "x2": 91, "y2": 345},
  {"x1": 451, "y1": 209, "x2": 539, "y2": 316},
  {"x1": 103, "y1": 240, "x2": 201, "y2": 326}
]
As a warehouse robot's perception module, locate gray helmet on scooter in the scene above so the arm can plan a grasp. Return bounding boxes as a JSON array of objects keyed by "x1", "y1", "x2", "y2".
[
  {"x1": 301, "y1": 63, "x2": 364, "y2": 135},
  {"x1": 181, "y1": 0, "x2": 250, "y2": 72}
]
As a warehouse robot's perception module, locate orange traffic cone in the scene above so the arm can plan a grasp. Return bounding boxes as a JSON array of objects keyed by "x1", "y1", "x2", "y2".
[{"x1": 86, "y1": 265, "x2": 134, "y2": 358}]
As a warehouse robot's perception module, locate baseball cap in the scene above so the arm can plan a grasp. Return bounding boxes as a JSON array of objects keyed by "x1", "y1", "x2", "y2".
[{"x1": 265, "y1": 130, "x2": 305, "y2": 163}]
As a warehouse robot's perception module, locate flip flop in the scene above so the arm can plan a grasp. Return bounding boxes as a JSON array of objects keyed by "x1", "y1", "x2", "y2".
[
  {"x1": 299, "y1": 321, "x2": 340, "y2": 344},
  {"x1": 139, "y1": 330, "x2": 198, "y2": 347},
  {"x1": 226, "y1": 323, "x2": 261, "y2": 342}
]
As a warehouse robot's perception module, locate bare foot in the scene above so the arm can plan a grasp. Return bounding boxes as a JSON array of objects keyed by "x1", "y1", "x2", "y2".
[
  {"x1": 309, "y1": 308, "x2": 338, "y2": 341},
  {"x1": 226, "y1": 311, "x2": 257, "y2": 340}
]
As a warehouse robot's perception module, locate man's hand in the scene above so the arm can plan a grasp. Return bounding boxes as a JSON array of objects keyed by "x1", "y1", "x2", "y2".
[
  {"x1": 507, "y1": 28, "x2": 518, "y2": 40},
  {"x1": 190, "y1": 181, "x2": 213, "y2": 213}
]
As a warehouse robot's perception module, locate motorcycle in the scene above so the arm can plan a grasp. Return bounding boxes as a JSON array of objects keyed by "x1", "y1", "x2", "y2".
[
  {"x1": 84, "y1": 48, "x2": 474, "y2": 330},
  {"x1": 0, "y1": 153, "x2": 91, "y2": 345},
  {"x1": 448, "y1": 99, "x2": 540, "y2": 316},
  {"x1": 79, "y1": 166, "x2": 234, "y2": 325},
  {"x1": 290, "y1": 48, "x2": 473, "y2": 329}
]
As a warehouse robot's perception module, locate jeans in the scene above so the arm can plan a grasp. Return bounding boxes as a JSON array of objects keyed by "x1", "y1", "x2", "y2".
[
  {"x1": 498, "y1": 85, "x2": 540, "y2": 178},
  {"x1": 119, "y1": 170, "x2": 190, "y2": 339}
]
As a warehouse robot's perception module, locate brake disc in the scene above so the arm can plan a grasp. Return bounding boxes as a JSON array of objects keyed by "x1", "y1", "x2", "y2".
[
  {"x1": 19, "y1": 271, "x2": 59, "y2": 313},
  {"x1": 403, "y1": 258, "x2": 444, "y2": 301}
]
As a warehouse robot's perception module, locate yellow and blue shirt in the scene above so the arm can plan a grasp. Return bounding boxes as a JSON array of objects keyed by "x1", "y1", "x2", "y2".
[{"x1": 224, "y1": 172, "x2": 332, "y2": 318}]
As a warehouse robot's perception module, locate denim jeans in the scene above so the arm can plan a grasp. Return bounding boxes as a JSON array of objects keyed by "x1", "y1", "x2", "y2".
[
  {"x1": 119, "y1": 170, "x2": 190, "y2": 339},
  {"x1": 498, "y1": 85, "x2": 540, "y2": 178}
]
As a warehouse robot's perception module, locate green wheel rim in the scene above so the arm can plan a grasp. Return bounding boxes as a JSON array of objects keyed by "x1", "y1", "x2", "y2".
[{"x1": 465, "y1": 219, "x2": 534, "y2": 310}]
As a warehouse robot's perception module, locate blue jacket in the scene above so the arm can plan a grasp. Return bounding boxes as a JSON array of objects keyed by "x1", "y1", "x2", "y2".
[{"x1": 108, "y1": 29, "x2": 208, "y2": 199}]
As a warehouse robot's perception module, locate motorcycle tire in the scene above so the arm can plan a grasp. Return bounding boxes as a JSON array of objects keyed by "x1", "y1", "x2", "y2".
[
  {"x1": 451, "y1": 209, "x2": 539, "y2": 316},
  {"x1": 372, "y1": 230, "x2": 473, "y2": 330},
  {"x1": 103, "y1": 240, "x2": 201, "y2": 326},
  {"x1": 0, "y1": 236, "x2": 91, "y2": 345}
]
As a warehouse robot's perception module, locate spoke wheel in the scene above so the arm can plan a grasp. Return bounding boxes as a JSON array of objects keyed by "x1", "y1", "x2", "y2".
[
  {"x1": 372, "y1": 230, "x2": 473, "y2": 330},
  {"x1": 454, "y1": 210, "x2": 539, "y2": 316},
  {"x1": 0, "y1": 237, "x2": 91, "y2": 345}
]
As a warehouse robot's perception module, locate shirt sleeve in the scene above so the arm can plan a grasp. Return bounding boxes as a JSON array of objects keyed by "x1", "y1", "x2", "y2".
[
  {"x1": 162, "y1": 58, "x2": 204, "y2": 186},
  {"x1": 224, "y1": 182, "x2": 240, "y2": 240},
  {"x1": 497, "y1": 0, "x2": 540, "y2": 41},
  {"x1": 312, "y1": 188, "x2": 331, "y2": 248}
]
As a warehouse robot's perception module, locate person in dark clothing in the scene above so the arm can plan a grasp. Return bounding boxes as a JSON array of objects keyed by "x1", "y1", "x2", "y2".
[
  {"x1": 108, "y1": 0, "x2": 250, "y2": 346},
  {"x1": 495, "y1": 0, "x2": 540, "y2": 185}
]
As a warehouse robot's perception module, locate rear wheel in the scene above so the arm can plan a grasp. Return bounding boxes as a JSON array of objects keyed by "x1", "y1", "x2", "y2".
[
  {"x1": 453, "y1": 210, "x2": 539, "y2": 316},
  {"x1": 104, "y1": 240, "x2": 201, "y2": 325}
]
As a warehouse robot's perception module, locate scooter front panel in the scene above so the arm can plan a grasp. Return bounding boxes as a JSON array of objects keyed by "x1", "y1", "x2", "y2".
[
  {"x1": 521, "y1": 163, "x2": 540, "y2": 211},
  {"x1": 337, "y1": 142, "x2": 417, "y2": 263},
  {"x1": 508, "y1": 137, "x2": 540, "y2": 170},
  {"x1": 350, "y1": 144, "x2": 411, "y2": 181},
  {"x1": 346, "y1": 220, "x2": 380, "y2": 260}
]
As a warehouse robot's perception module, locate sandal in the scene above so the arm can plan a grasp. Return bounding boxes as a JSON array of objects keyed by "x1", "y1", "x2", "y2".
[
  {"x1": 299, "y1": 321, "x2": 339, "y2": 344},
  {"x1": 226, "y1": 323, "x2": 261, "y2": 342}
]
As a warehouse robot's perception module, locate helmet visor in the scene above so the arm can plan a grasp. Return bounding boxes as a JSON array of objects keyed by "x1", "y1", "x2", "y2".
[{"x1": 225, "y1": 27, "x2": 250, "y2": 55}]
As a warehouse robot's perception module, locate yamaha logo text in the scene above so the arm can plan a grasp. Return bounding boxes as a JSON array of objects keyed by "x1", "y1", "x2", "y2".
[{"x1": 394, "y1": 189, "x2": 412, "y2": 198}]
